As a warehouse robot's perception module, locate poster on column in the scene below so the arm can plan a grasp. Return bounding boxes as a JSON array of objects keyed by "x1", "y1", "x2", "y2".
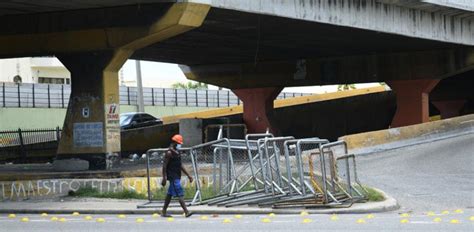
[
  {"x1": 105, "y1": 103, "x2": 120, "y2": 152},
  {"x1": 73, "y1": 122, "x2": 103, "y2": 147}
]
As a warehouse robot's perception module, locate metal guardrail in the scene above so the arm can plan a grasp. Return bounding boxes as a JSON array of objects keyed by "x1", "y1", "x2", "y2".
[
  {"x1": 0, "y1": 127, "x2": 61, "y2": 162},
  {"x1": 0, "y1": 127, "x2": 61, "y2": 147},
  {"x1": 0, "y1": 82, "x2": 310, "y2": 108}
]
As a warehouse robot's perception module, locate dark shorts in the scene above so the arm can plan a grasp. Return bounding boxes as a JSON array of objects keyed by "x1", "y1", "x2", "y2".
[{"x1": 167, "y1": 179, "x2": 184, "y2": 197}]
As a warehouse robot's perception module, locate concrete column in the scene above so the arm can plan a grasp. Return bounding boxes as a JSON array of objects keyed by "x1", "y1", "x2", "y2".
[
  {"x1": 232, "y1": 87, "x2": 283, "y2": 134},
  {"x1": 49, "y1": 3, "x2": 210, "y2": 170},
  {"x1": 432, "y1": 100, "x2": 466, "y2": 119},
  {"x1": 57, "y1": 51, "x2": 123, "y2": 170},
  {"x1": 387, "y1": 79, "x2": 439, "y2": 127}
]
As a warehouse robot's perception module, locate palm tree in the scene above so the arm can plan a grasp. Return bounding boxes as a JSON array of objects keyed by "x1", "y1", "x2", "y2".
[
  {"x1": 337, "y1": 84, "x2": 356, "y2": 91},
  {"x1": 172, "y1": 81, "x2": 208, "y2": 90}
]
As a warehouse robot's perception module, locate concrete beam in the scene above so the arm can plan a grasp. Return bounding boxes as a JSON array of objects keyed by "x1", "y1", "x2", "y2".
[
  {"x1": 206, "y1": 0, "x2": 474, "y2": 45},
  {"x1": 181, "y1": 48, "x2": 474, "y2": 88},
  {"x1": 379, "y1": 0, "x2": 474, "y2": 12},
  {"x1": 0, "y1": 3, "x2": 210, "y2": 58},
  {"x1": 418, "y1": 0, "x2": 474, "y2": 11}
]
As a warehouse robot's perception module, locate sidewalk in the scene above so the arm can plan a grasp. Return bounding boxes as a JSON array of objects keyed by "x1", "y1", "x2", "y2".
[{"x1": 0, "y1": 193, "x2": 399, "y2": 215}]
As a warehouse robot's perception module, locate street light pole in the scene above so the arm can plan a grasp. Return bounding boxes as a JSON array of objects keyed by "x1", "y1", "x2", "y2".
[{"x1": 135, "y1": 60, "x2": 145, "y2": 112}]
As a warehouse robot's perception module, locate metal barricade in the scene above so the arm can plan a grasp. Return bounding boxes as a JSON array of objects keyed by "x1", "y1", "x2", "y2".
[
  {"x1": 137, "y1": 135, "x2": 368, "y2": 209},
  {"x1": 323, "y1": 141, "x2": 367, "y2": 202},
  {"x1": 219, "y1": 136, "x2": 297, "y2": 207},
  {"x1": 307, "y1": 141, "x2": 367, "y2": 207},
  {"x1": 203, "y1": 134, "x2": 275, "y2": 206},
  {"x1": 269, "y1": 139, "x2": 329, "y2": 209},
  {"x1": 189, "y1": 138, "x2": 234, "y2": 205},
  {"x1": 336, "y1": 154, "x2": 368, "y2": 203}
]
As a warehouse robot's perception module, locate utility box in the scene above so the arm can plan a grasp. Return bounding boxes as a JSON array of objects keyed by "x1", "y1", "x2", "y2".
[
  {"x1": 179, "y1": 118, "x2": 246, "y2": 147},
  {"x1": 179, "y1": 118, "x2": 228, "y2": 147}
]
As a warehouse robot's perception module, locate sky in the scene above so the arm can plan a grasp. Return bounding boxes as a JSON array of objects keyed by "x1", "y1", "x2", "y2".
[
  {"x1": 120, "y1": 60, "x2": 187, "y2": 88},
  {"x1": 120, "y1": 60, "x2": 382, "y2": 93}
]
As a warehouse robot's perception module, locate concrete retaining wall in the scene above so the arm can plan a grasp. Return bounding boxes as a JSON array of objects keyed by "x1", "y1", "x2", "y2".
[
  {"x1": 275, "y1": 91, "x2": 396, "y2": 141},
  {"x1": 0, "y1": 106, "x2": 212, "y2": 130},
  {"x1": 340, "y1": 114, "x2": 474, "y2": 155}
]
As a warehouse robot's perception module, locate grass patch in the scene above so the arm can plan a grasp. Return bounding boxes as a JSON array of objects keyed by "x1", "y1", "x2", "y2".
[
  {"x1": 149, "y1": 185, "x2": 212, "y2": 200},
  {"x1": 358, "y1": 186, "x2": 385, "y2": 202},
  {"x1": 68, "y1": 184, "x2": 252, "y2": 200},
  {"x1": 70, "y1": 184, "x2": 386, "y2": 202},
  {"x1": 69, "y1": 187, "x2": 147, "y2": 199}
]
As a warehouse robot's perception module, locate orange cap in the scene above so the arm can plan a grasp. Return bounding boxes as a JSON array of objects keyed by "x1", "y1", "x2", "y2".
[{"x1": 171, "y1": 134, "x2": 183, "y2": 144}]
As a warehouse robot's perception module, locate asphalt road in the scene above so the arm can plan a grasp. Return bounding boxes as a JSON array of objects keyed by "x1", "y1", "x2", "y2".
[
  {"x1": 1, "y1": 211, "x2": 473, "y2": 232},
  {"x1": 2, "y1": 133, "x2": 473, "y2": 231},
  {"x1": 358, "y1": 133, "x2": 474, "y2": 212}
]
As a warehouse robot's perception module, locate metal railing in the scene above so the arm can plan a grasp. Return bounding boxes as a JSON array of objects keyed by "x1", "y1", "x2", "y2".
[
  {"x1": 0, "y1": 127, "x2": 61, "y2": 147},
  {"x1": 0, "y1": 127, "x2": 61, "y2": 162},
  {"x1": 0, "y1": 82, "x2": 310, "y2": 108},
  {"x1": 138, "y1": 129, "x2": 368, "y2": 209}
]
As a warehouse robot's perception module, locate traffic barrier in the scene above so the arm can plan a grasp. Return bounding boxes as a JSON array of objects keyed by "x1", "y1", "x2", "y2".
[{"x1": 138, "y1": 128, "x2": 367, "y2": 209}]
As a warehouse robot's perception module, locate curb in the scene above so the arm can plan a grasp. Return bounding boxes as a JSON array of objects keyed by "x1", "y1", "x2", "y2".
[
  {"x1": 340, "y1": 114, "x2": 474, "y2": 156},
  {"x1": 0, "y1": 190, "x2": 399, "y2": 215},
  {"x1": 352, "y1": 130, "x2": 473, "y2": 156}
]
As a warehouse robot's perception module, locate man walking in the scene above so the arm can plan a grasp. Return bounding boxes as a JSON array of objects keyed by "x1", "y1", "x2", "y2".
[{"x1": 161, "y1": 134, "x2": 194, "y2": 218}]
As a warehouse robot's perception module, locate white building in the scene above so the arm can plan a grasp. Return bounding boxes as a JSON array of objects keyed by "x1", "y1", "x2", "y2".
[
  {"x1": 0, "y1": 57, "x2": 188, "y2": 88},
  {"x1": 0, "y1": 57, "x2": 71, "y2": 84}
]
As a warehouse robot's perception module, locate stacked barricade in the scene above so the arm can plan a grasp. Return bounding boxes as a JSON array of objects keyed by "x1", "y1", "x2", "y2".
[{"x1": 138, "y1": 132, "x2": 368, "y2": 209}]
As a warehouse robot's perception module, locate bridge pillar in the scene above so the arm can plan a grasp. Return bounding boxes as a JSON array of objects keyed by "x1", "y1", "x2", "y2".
[
  {"x1": 56, "y1": 51, "x2": 124, "y2": 170},
  {"x1": 432, "y1": 100, "x2": 466, "y2": 119},
  {"x1": 47, "y1": 2, "x2": 210, "y2": 170},
  {"x1": 232, "y1": 87, "x2": 283, "y2": 134},
  {"x1": 388, "y1": 79, "x2": 439, "y2": 127}
]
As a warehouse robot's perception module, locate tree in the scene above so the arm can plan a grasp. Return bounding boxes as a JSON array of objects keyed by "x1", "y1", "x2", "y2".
[
  {"x1": 337, "y1": 84, "x2": 356, "y2": 91},
  {"x1": 171, "y1": 81, "x2": 208, "y2": 90}
]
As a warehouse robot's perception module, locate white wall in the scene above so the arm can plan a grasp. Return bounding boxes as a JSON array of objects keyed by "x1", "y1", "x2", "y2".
[
  {"x1": 32, "y1": 67, "x2": 70, "y2": 80},
  {"x1": 0, "y1": 57, "x2": 70, "y2": 84},
  {"x1": 0, "y1": 58, "x2": 33, "y2": 83}
]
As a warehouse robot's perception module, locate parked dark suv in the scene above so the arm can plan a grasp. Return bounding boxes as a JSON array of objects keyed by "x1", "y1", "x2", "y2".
[{"x1": 120, "y1": 112, "x2": 163, "y2": 130}]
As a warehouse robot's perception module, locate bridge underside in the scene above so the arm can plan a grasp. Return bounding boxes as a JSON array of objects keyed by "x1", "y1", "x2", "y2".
[
  {"x1": 0, "y1": 1, "x2": 473, "y2": 169},
  {"x1": 134, "y1": 7, "x2": 472, "y2": 88},
  {"x1": 133, "y1": 7, "x2": 460, "y2": 66}
]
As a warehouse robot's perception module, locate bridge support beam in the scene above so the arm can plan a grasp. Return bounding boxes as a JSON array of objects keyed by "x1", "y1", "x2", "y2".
[
  {"x1": 56, "y1": 52, "x2": 124, "y2": 170},
  {"x1": 52, "y1": 2, "x2": 210, "y2": 170},
  {"x1": 388, "y1": 79, "x2": 440, "y2": 127},
  {"x1": 232, "y1": 87, "x2": 283, "y2": 134},
  {"x1": 432, "y1": 100, "x2": 466, "y2": 119}
]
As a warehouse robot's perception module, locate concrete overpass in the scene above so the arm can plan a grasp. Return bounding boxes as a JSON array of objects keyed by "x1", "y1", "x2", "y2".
[{"x1": 0, "y1": 0, "x2": 472, "y2": 168}]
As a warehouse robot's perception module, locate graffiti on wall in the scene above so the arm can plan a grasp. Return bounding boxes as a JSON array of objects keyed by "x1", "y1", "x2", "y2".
[{"x1": 0, "y1": 177, "x2": 214, "y2": 201}]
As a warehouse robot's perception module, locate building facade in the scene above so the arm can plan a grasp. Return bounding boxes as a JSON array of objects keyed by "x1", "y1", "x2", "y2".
[{"x1": 0, "y1": 57, "x2": 71, "y2": 84}]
